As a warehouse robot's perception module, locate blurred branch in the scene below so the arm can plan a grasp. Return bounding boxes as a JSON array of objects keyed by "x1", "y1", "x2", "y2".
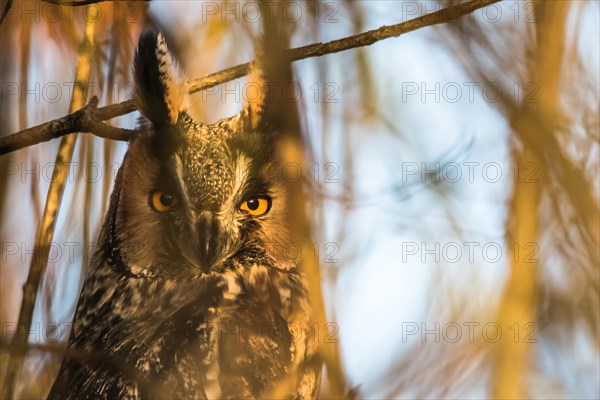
[
  {"x1": 0, "y1": 340, "x2": 66, "y2": 356},
  {"x1": 1, "y1": 11, "x2": 99, "y2": 399},
  {"x1": 40, "y1": 0, "x2": 149, "y2": 6},
  {"x1": 257, "y1": 2, "x2": 341, "y2": 396},
  {"x1": 0, "y1": 0, "x2": 12, "y2": 26},
  {"x1": 0, "y1": 340, "x2": 155, "y2": 395},
  {"x1": 492, "y1": 1, "x2": 572, "y2": 398},
  {"x1": 0, "y1": 0, "x2": 500, "y2": 156},
  {"x1": 493, "y1": 149, "x2": 541, "y2": 398}
]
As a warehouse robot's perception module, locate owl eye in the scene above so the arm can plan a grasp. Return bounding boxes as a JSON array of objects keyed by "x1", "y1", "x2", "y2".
[
  {"x1": 239, "y1": 197, "x2": 271, "y2": 216},
  {"x1": 149, "y1": 191, "x2": 177, "y2": 212}
]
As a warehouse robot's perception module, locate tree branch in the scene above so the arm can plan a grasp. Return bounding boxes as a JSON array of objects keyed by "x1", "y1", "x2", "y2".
[
  {"x1": 0, "y1": 0, "x2": 500, "y2": 156},
  {"x1": 0, "y1": 0, "x2": 13, "y2": 26},
  {"x1": 40, "y1": 0, "x2": 149, "y2": 6},
  {"x1": 0, "y1": 97, "x2": 135, "y2": 154}
]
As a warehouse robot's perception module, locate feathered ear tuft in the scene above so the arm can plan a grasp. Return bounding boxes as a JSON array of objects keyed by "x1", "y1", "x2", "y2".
[
  {"x1": 134, "y1": 27, "x2": 189, "y2": 128},
  {"x1": 244, "y1": 47, "x2": 266, "y2": 130},
  {"x1": 245, "y1": 64, "x2": 265, "y2": 129}
]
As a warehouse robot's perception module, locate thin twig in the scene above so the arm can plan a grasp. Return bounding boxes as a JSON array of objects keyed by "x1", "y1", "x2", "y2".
[
  {"x1": 0, "y1": 0, "x2": 13, "y2": 26},
  {"x1": 0, "y1": 0, "x2": 501, "y2": 156},
  {"x1": 1, "y1": 10, "x2": 99, "y2": 399},
  {"x1": 40, "y1": 0, "x2": 149, "y2": 6}
]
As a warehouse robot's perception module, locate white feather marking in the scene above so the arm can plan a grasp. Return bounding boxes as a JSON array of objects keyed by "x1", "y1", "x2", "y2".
[
  {"x1": 218, "y1": 155, "x2": 251, "y2": 218},
  {"x1": 204, "y1": 352, "x2": 222, "y2": 399},
  {"x1": 222, "y1": 272, "x2": 241, "y2": 300},
  {"x1": 174, "y1": 155, "x2": 192, "y2": 207},
  {"x1": 279, "y1": 287, "x2": 291, "y2": 302}
]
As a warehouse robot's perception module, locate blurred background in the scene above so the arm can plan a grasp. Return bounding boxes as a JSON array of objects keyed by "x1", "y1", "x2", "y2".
[{"x1": 1, "y1": 0, "x2": 598, "y2": 398}]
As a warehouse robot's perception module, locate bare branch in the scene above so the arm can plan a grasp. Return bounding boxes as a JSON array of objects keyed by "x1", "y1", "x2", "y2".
[
  {"x1": 0, "y1": 0, "x2": 500, "y2": 156},
  {"x1": 0, "y1": 96, "x2": 135, "y2": 154},
  {"x1": 188, "y1": 0, "x2": 501, "y2": 92}
]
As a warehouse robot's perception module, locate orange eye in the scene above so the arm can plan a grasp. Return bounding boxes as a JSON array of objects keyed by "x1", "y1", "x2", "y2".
[
  {"x1": 149, "y1": 191, "x2": 177, "y2": 212},
  {"x1": 239, "y1": 197, "x2": 271, "y2": 216}
]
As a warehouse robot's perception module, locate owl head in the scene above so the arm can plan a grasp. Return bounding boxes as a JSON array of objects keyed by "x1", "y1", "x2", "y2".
[{"x1": 112, "y1": 28, "x2": 291, "y2": 279}]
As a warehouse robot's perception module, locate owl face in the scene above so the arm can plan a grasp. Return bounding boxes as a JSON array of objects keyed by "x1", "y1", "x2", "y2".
[{"x1": 113, "y1": 29, "x2": 291, "y2": 279}]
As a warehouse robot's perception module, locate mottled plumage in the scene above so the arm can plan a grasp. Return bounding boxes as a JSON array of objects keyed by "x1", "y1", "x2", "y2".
[{"x1": 48, "y1": 28, "x2": 320, "y2": 399}]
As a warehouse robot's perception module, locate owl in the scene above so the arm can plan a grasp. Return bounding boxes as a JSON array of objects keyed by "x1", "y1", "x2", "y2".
[{"x1": 47, "y1": 27, "x2": 321, "y2": 399}]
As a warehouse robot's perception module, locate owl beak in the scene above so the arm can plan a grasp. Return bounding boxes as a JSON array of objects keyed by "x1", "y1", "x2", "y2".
[{"x1": 196, "y1": 212, "x2": 221, "y2": 271}]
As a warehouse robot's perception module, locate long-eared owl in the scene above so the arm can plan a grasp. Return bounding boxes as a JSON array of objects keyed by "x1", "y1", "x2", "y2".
[{"x1": 48, "y1": 27, "x2": 321, "y2": 399}]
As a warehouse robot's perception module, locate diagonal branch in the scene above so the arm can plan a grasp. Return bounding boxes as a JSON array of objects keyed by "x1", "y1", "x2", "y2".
[
  {"x1": 0, "y1": 0, "x2": 13, "y2": 26},
  {"x1": 0, "y1": 0, "x2": 500, "y2": 156},
  {"x1": 40, "y1": 0, "x2": 149, "y2": 6}
]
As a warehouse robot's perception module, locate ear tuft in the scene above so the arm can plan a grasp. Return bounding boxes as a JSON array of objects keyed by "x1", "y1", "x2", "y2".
[
  {"x1": 134, "y1": 27, "x2": 189, "y2": 128},
  {"x1": 245, "y1": 58, "x2": 266, "y2": 130}
]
